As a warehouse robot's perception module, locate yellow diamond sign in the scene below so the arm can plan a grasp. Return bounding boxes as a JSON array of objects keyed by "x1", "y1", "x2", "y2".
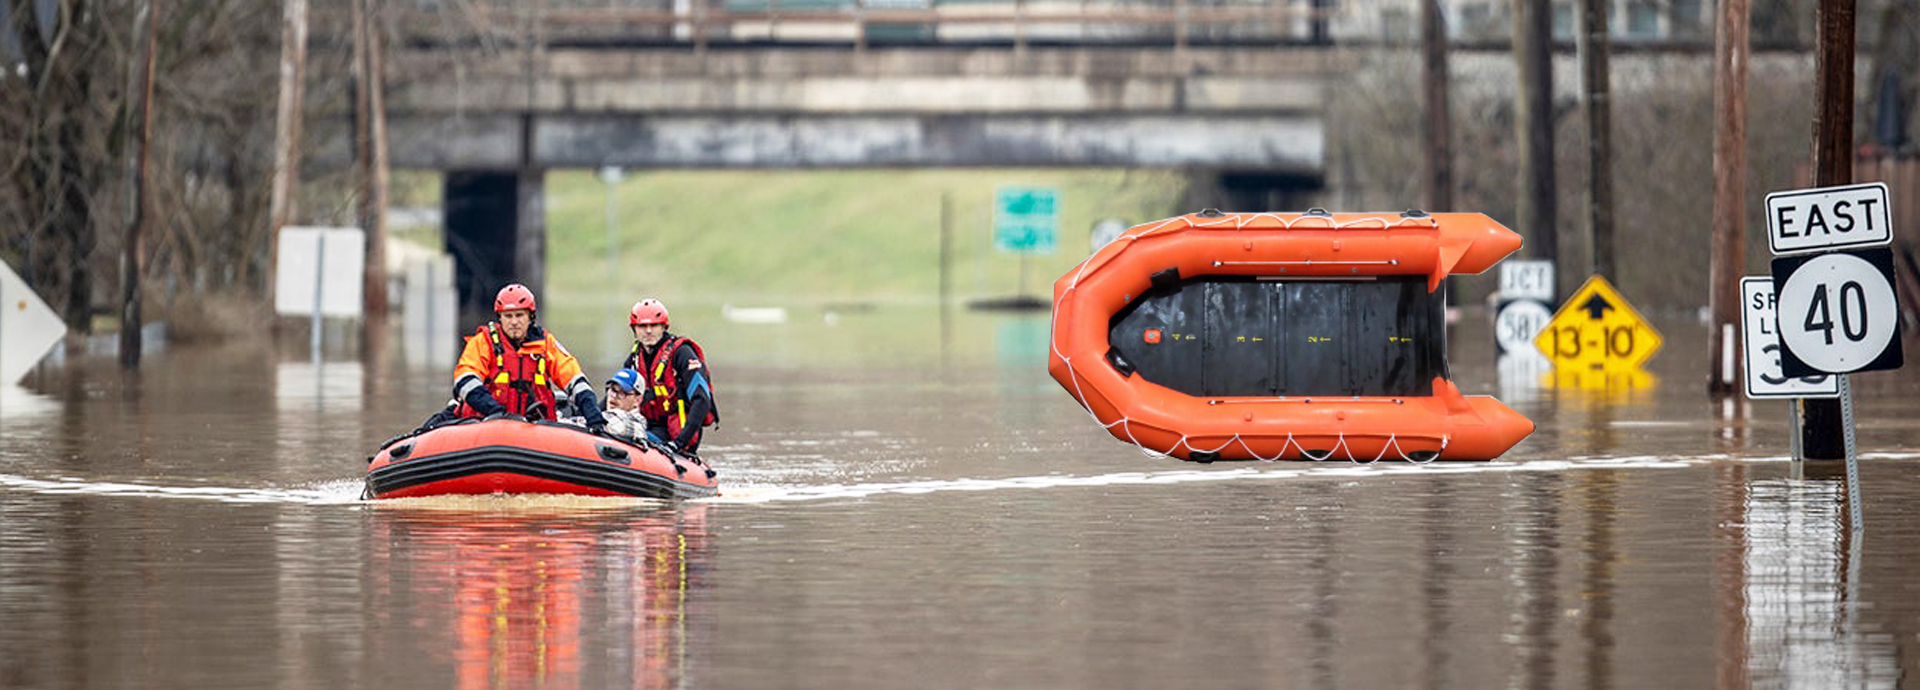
[{"x1": 1534, "y1": 274, "x2": 1662, "y2": 371}]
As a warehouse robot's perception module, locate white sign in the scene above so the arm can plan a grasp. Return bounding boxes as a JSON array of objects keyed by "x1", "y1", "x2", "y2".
[
  {"x1": 1772, "y1": 251, "x2": 1902, "y2": 375},
  {"x1": 1765, "y1": 182, "x2": 1891, "y2": 255},
  {"x1": 1494, "y1": 299, "x2": 1552, "y2": 355},
  {"x1": 1499, "y1": 260, "x2": 1555, "y2": 302},
  {"x1": 0, "y1": 259, "x2": 67, "y2": 384},
  {"x1": 275, "y1": 227, "x2": 366, "y2": 317},
  {"x1": 1740, "y1": 277, "x2": 1838, "y2": 399}
]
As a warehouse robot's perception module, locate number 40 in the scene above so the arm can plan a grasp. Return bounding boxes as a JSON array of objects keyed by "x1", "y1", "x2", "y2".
[{"x1": 1803, "y1": 281, "x2": 1870, "y2": 345}]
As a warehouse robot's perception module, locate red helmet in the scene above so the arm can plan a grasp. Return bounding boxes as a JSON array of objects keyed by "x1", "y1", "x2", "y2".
[
  {"x1": 629, "y1": 298, "x2": 669, "y2": 326},
  {"x1": 494, "y1": 283, "x2": 537, "y2": 313}
]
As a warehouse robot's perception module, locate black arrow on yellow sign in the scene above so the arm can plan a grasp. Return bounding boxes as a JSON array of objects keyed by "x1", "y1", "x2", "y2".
[{"x1": 1580, "y1": 293, "x2": 1614, "y2": 320}]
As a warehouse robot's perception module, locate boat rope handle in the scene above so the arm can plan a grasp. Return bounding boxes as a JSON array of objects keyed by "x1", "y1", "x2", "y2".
[
  {"x1": 1209, "y1": 397, "x2": 1407, "y2": 405},
  {"x1": 1188, "y1": 213, "x2": 1438, "y2": 231},
  {"x1": 1212, "y1": 259, "x2": 1401, "y2": 267}
]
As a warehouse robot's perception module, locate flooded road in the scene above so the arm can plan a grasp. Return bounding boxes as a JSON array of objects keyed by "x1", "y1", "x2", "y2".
[{"x1": 2, "y1": 307, "x2": 1918, "y2": 689}]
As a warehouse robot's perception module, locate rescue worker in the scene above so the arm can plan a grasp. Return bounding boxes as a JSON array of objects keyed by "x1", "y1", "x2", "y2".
[
  {"x1": 620, "y1": 298, "x2": 717, "y2": 454},
  {"x1": 453, "y1": 283, "x2": 607, "y2": 431}
]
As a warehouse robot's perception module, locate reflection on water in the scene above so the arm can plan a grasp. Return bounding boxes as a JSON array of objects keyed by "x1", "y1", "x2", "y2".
[
  {"x1": 1742, "y1": 479, "x2": 1901, "y2": 688},
  {"x1": 1, "y1": 307, "x2": 1918, "y2": 688},
  {"x1": 0, "y1": 383, "x2": 60, "y2": 425},
  {"x1": 368, "y1": 503, "x2": 709, "y2": 690}
]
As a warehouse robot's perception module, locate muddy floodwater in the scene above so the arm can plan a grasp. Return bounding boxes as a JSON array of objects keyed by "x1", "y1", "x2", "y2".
[{"x1": 3, "y1": 307, "x2": 1918, "y2": 689}]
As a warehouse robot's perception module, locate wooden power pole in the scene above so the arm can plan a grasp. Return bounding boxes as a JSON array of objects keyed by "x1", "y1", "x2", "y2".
[
  {"x1": 121, "y1": 0, "x2": 160, "y2": 370},
  {"x1": 352, "y1": 0, "x2": 390, "y2": 344},
  {"x1": 1578, "y1": 0, "x2": 1614, "y2": 279},
  {"x1": 1801, "y1": 0, "x2": 1856, "y2": 459},
  {"x1": 1709, "y1": 0, "x2": 1750, "y2": 397},
  {"x1": 1513, "y1": 0, "x2": 1558, "y2": 289},
  {"x1": 1421, "y1": 0, "x2": 1451, "y2": 213},
  {"x1": 270, "y1": 0, "x2": 307, "y2": 234}
]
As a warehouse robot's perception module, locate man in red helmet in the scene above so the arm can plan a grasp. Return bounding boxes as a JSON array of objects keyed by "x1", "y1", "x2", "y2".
[
  {"x1": 621, "y1": 298, "x2": 717, "y2": 454},
  {"x1": 451, "y1": 283, "x2": 607, "y2": 430}
]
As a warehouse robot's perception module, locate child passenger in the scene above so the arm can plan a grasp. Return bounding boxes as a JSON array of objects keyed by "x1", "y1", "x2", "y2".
[{"x1": 599, "y1": 368, "x2": 653, "y2": 444}]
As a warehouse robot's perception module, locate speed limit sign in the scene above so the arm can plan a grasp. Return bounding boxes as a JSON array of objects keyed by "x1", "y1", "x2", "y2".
[{"x1": 1770, "y1": 247, "x2": 1904, "y2": 377}]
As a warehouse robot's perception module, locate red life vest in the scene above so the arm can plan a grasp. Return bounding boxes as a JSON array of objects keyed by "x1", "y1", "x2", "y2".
[
  {"x1": 457, "y1": 323, "x2": 558, "y2": 420},
  {"x1": 626, "y1": 336, "x2": 719, "y2": 441}
]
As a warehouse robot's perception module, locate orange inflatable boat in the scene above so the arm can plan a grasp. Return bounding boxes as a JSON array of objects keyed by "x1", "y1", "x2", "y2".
[
  {"x1": 364, "y1": 418, "x2": 718, "y2": 499},
  {"x1": 1049, "y1": 209, "x2": 1534, "y2": 462}
]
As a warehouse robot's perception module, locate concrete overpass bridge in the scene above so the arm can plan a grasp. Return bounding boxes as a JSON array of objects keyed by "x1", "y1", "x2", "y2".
[{"x1": 364, "y1": 2, "x2": 1349, "y2": 316}]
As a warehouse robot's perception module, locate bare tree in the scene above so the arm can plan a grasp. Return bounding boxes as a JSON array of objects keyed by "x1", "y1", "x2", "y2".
[{"x1": 2, "y1": 0, "x2": 295, "y2": 342}]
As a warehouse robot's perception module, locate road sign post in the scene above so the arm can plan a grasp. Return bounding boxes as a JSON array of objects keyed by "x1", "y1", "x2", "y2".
[
  {"x1": 1495, "y1": 260, "x2": 1555, "y2": 357},
  {"x1": 994, "y1": 186, "x2": 1059, "y2": 302},
  {"x1": 1534, "y1": 274, "x2": 1662, "y2": 391},
  {"x1": 1764, "y1": 182, "x2": 1903, "y2": 472},
  {"x1": 1770, "y1": 248, "x2": 1903, "y2": 377},
  {"x1": 0, "y1": 260, "x2": 68, "y2": 384},
  {"x1": 1765, "y1": 182, "x2": 1890, "y2": 255},
  {"x1": 994, "y1": 186, "x2": 1059, "y2": 254},
  {"x1": 1740, "y1": 277, "x2": 1839, "y2": 399},
  {"x1": 276, "y1": 227, "x2": 367, "y2": 360}
]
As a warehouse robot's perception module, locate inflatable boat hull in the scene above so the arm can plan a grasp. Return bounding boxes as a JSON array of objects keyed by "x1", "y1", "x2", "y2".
[
  {"x1": 1050, "y1": 211, "x2": 1534, "y2": 461},
  {"x1": 364, "y1": 419, "x2": 718, "y2": 499}
]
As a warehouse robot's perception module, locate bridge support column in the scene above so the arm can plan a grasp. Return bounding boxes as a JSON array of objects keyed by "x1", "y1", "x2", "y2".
[
  {"x1": 444, "y1": 169, "x2": 546, "y2": 328},
  {"x1": 1188, "y1": 170, "x2": 1324, "y2": 214}
]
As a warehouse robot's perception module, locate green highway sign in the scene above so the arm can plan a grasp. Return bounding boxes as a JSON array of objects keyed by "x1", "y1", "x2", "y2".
[{"x1": 995, "y1": 186, "x2": 1058, "y2": 254}]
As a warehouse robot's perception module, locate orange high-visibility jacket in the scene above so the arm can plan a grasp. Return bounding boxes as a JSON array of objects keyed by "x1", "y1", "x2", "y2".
[{"x1": 453, "y1": 323, "x2": 592, "y2": 419}]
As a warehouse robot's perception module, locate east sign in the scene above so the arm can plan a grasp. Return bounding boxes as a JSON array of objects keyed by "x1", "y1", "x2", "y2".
[{"x1": 1765, "y1": 182, "x2": 1890, "y2": 255}]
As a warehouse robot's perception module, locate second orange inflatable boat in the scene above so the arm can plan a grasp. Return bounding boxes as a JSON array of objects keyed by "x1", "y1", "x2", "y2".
[{"x1": 1049, "y1": 209, "x2": 1534, "y2": 462}]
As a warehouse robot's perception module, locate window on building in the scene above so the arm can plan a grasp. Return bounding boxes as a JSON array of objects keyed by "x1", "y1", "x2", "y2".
[{"x1": 1625, "y1": 0, "x2": 1660, "y2": 36}]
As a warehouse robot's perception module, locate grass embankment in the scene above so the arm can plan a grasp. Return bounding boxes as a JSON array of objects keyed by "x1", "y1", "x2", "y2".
[{"x1": 540, "y1": 169, "x2": 1189, "y2": 309}]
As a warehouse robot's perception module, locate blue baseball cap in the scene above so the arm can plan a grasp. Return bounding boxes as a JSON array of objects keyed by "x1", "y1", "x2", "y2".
[{"x1": 608, "y1": 368, "x2": 643, "y2": 393}]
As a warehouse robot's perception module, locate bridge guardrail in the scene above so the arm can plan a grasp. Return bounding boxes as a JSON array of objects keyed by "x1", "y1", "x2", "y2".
[{"x1": 323, "y1": 0, "x2": 1343, "y2": 52}]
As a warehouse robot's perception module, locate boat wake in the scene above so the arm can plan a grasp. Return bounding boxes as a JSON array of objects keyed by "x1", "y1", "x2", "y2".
[
  {"x1": 0, "y1": 474, "x2": 367, "y2": 505},
  {"x1": 708, "y1": 453, "x2": 1896, "y2": 504},
  {"x1": 2, "y1": 453, "x2": 1912, "y2": 506}
]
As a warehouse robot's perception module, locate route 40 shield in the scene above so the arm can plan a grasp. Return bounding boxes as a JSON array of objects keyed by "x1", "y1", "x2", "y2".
[{"x1": 1770, "y1": 247, "x2": 1904, "y2": 377}]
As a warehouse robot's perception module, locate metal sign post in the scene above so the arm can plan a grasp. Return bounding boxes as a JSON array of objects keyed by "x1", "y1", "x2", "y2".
[
  {"x1": 994, "y1": 186, "x2": 1059, "y2": 303},
  {"x1": 1764, "y1": 181, "x2": 1905, "y2": 533},
  {"x1": 276, "y1": 227, "x2": 367, "y2": 361}
]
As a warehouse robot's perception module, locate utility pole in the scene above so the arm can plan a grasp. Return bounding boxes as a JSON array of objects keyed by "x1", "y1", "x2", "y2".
[
  {"x1": 1802, "y1": 0, "x2": 1855, "y2": 460},
  {"x1": 1421, "y1": 0, "x2": 1452, "y2": 213},
  {"x1": 1709, "y1": 0, "x2": 1749, "y2": 398},
  {"x1": 352, "y1": 0, "x2": 390, "y2": 348},
  {"x1": 1578, "y1": 0, "x2": 1614, "y2": 279},
  {"x1": 270, "y1": 0, "x2": 307, "y2": 234},
  {"x1": 121, "y1": 0, "x2": 160, "y2": 370},
  {"x1": 1513, "y1": 0, "x2": 1558, "y2": 292}
]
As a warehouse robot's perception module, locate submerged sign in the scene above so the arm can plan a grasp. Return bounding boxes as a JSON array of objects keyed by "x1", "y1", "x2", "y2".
[
  {"x1": 1740, "y1": 277, "x2": 1838, "y2": 399},
  {"x1": 0, "y1": 259, "x2": 67, "y2": 384},
  {"x1": 1534, "y1": 275, "x2": 1662, "y2": 374},
  {"x1": 274, "y1": 227, "x2": 366, "y2": 318}
]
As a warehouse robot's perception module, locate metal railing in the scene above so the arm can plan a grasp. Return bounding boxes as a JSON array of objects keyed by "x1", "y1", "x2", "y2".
[{"x1": 342, "y1": 0, "x2": 1342, "y2": 53}]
